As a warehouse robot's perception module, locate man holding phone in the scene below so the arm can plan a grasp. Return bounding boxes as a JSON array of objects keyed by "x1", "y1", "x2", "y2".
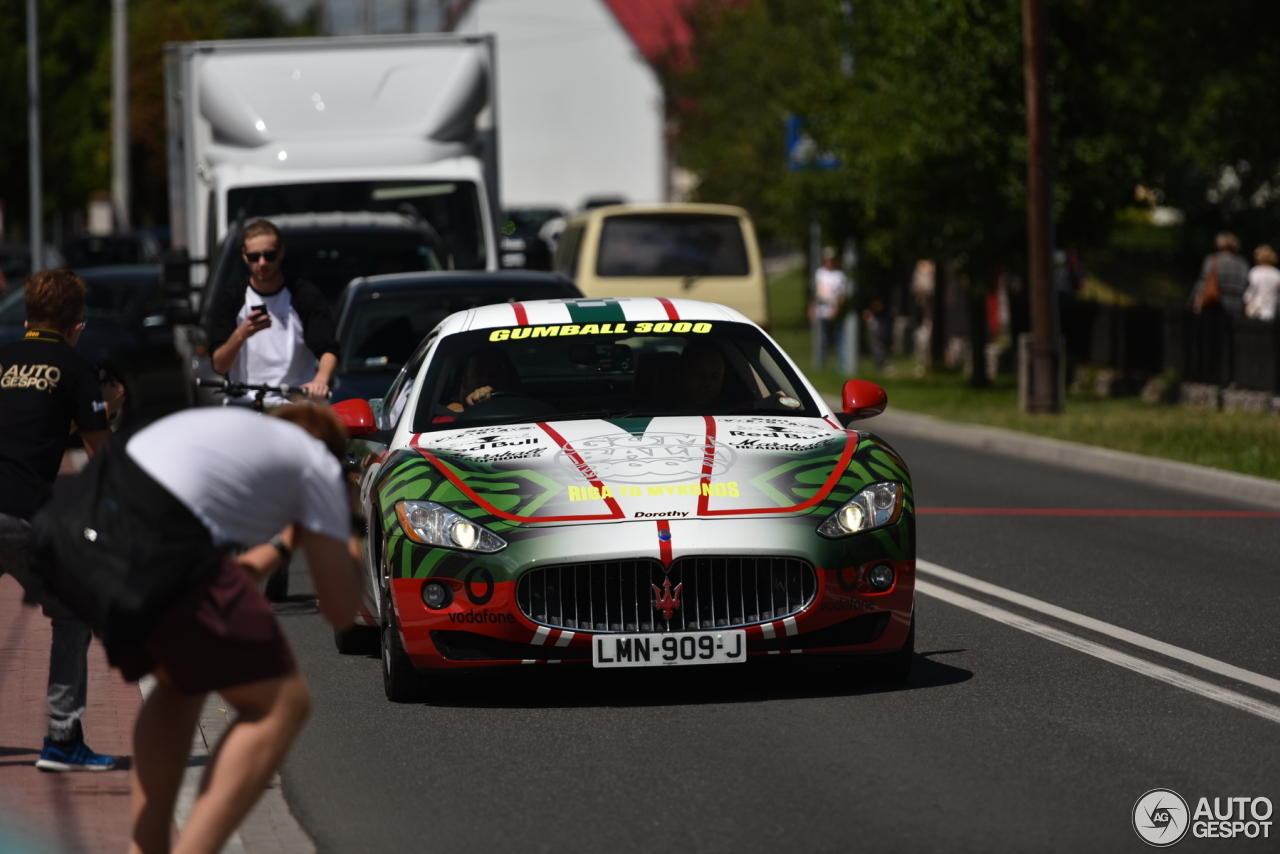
[{"x1": 208, "y1": 220, "x2": 339, "y2": 406}]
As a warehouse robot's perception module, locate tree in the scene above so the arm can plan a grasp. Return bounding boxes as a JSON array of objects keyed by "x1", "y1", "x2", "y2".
[
  {"x1": 662, "y1": 0, "x2": 1280, "y2": 313},
  {"x1": 0, "y1": 0, "x2": 306, "y2": 242}
]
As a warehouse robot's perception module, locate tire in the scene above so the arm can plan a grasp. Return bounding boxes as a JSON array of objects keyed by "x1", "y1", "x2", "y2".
[
  {"x1": 263, "y1": 560, "x2": 289, "y2": 602},
  {"x1": 379, "y1": 570, "x2": 431, "y2": 702},
  {"x1": 867, "y1": 615, "x2": 915, "y2": 684},
  {"x1": 334, "y1": 624, "x2": 379, "y2": 655}
]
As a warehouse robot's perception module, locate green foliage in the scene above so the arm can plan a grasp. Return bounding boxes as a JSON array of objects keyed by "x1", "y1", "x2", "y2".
[
  {"x1": 663, "y1": 0, "x2": 1280, "y2": 298},
  {"x1": 0, "y1": 0, "x2": 307, "y2": 237}
]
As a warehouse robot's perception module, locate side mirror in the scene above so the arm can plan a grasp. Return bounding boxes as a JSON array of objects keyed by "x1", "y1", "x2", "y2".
[
  {"x1": 333, "y1": 398, "x2": 378, "y2": 435},
  {"x1": 838, "y1": 379, "x2": 887, "y2": 425}
]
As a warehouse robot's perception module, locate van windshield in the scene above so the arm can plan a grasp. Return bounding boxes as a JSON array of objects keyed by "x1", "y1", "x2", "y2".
[
  {"x1": 596, "y1": 214, "x2": 750, "y2": 278},
  {"x1": 227, "y1": 180, "x2": 486, "y2": 270}
]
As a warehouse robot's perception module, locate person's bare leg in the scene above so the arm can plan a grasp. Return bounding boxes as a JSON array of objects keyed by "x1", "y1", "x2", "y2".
[
  {"x1": 130, "y1": 668, "x2": 206, "y2": 854},
  {"x1": 171, "y1": 670, "x2": 311, "y2": 854}
]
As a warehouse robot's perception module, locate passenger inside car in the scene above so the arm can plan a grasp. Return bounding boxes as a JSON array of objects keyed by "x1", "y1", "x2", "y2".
[{"x1": 433, "y1": 348, "x2": 524, "y2": 422}]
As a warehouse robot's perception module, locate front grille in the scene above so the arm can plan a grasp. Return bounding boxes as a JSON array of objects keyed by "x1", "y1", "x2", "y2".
[{"x1": 516, "y1": 557, "x2": 816, "y2": 633}]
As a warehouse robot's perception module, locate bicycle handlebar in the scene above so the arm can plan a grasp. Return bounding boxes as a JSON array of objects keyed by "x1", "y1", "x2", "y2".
[{"x1": 196, "y1": 378, "x2": 309, "y2": 397}]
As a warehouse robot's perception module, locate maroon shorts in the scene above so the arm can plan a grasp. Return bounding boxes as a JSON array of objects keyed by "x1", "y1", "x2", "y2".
[{"x1": 118, "y1": 555, "x2": 297, "y2": 694}]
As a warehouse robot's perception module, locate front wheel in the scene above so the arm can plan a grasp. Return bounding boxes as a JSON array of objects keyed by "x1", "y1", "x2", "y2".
[{"x1": 380, "y1": 583, "x2": 430, "y2": 702}]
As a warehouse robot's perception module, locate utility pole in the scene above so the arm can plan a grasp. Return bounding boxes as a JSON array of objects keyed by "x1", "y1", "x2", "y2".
[
  {"x1": 112, "y1": 0, "x2": 130, "y2": 233},
  {"x1": 404, "y1": 0, "x2": 417, "y2": 33},
  {"x1": 1021, "y1": 0, "x2": 1061, "y2": 413},
  {"x1": 27, "y1": 0, "x2": 42, "y2": 271}
]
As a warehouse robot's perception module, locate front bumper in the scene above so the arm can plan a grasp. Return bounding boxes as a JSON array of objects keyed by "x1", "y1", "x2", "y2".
[{"x1": 387, "y1": 515, "x2": 915, "y2": 671}]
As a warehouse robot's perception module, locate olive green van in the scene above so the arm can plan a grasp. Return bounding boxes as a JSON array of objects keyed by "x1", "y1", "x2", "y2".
[{"x1": 552, "y1": 203, "x2": 768, "y2": 326}]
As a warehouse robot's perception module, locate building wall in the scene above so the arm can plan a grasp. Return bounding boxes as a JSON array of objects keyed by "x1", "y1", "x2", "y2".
[{"x1": 453, "y1": 0, "x2": 665, "y2": 212}]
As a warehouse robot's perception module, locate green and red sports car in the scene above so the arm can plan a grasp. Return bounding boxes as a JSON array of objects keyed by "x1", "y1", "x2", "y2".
[{"x1": 332, "y1": 297, "x2": 915, "y2": 701}]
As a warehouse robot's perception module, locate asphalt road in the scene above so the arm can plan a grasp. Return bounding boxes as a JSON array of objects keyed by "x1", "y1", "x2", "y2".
[{"x1": 274, "y1": 425, "x2": 1280, "y2": 853}]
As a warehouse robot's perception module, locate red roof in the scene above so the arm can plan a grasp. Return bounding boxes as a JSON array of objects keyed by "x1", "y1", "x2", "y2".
[
  {"x1": 446, "y1": 0, "x2": 733, "y2": 66},
  {"x1": 601, "y1": 0, "x2": 695, "y2": 64}
]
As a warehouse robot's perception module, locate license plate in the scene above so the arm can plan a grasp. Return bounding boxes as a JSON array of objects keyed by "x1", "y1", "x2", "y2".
[{"x1": 592, "y1": 630, "x2": 747, "y2": 668}]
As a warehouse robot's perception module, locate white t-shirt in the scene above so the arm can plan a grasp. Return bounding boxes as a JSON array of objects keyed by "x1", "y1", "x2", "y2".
[
  {"x1": 1244, "y1": 265, "x2": 1280, "y2": 321},
  {"x1": 230, "y1": 285, "x2": 318, "y2": 405},
  {"x1": 126, "y1": 408, "x2": 348, "y2": 547},
  {"x1": 813, "y1": 267, "x2": 851, "y2": 321}
]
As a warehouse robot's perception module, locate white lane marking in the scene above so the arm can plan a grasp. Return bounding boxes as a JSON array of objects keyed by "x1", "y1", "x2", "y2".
[
  {"x1": 532, "y1": 626, "x2": 550, "y2": 646},
  {"x1": 782, "y1": 616, "x2": 798, "y2": 636},
  {"x1": 555, "y1": 630, "x2": 575, "y2": 648},
  {"x1": 917, "y1": 560, "x2": 1280, "y2": 696},
  {"x1": 916, "y1": 580, "x2": 1280, "y2": 726}
]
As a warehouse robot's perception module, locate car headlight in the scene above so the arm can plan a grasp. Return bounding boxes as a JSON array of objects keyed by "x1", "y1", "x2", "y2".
[
  {"x1": 817, "y1": 482, "x2": 903, "y2": 538},
  {"x1": 395, "y1": 500, "x2": 507, "y2": 553}
]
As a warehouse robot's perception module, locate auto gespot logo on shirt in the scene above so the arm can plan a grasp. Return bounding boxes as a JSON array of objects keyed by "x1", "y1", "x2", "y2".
[{"x1": 488, "y1": 321, "x2": 714, "y2": 341}]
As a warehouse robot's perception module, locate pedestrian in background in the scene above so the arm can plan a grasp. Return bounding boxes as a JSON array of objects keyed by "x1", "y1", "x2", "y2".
[
  {"x1": 0, "y1": 270, "x2": 122, "y2": 772},
  {"x1": 1244, "y1": 244, "x2": 1279, "y2": 321},
  {"x1": 862, "y1": 298, "x2": 892, "y2": 374},
  {"x1": 1192, "y1": 232, "x2": 1248, "y2": 316},
  {"x1": 811, "y1": 246, "x2": 851, "y2": 370}
]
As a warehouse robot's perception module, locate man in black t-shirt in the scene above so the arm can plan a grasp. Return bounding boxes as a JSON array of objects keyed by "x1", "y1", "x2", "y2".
[
  {"x1": 0, "y1": 270, "x2": 120, "y2": 772},
  {"x1": 207, "y1": 219, "x2": 339, "y2": 406}
]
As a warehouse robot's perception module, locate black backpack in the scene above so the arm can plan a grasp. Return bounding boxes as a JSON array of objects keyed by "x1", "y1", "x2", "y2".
[{"x1": 29, "y1": 434, "x2": 226, "y2": 662}]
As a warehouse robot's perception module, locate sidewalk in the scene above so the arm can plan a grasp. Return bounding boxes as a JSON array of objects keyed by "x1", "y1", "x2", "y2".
[{"x1": 0, "y1": 574, "x2": 140, "y2": 854}]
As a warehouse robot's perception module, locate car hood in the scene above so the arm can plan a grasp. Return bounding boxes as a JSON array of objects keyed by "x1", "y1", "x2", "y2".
[{"x1": 405, "y1": 415, "x2": 859, "y2": 525}]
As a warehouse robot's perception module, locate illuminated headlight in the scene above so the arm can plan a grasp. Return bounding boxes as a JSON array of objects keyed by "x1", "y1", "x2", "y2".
[
  {"x1": 395, "y1": 501, "x2": 507, "y2": 553},
  {"x1": 817, "y1": 482, "x2": 903, "y2": 538}
]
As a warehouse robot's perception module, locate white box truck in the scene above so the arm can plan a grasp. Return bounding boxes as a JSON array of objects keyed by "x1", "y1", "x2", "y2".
[{"x1": 164, "y1": 33, "x2": 501, "y2": 272}]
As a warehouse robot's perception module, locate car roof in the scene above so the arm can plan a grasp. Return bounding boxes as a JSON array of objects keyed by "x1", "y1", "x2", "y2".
[
  {"x1": 438, "y1": 297, "x2": 752, "y2": 336},
  {"x1": 74, "y1": 265, "x2": 162, "y2": 283},
  {"x1": 348, "y1": 270, "x2": 576, "y2": 293},
  {"x1": 565, "y1": 202, "x2": 750, "y2": 227}
]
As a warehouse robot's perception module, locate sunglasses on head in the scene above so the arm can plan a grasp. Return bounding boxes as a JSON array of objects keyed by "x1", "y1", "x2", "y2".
[{"x1": 244, "y1": 250, "x2": 279, "y2": 263}]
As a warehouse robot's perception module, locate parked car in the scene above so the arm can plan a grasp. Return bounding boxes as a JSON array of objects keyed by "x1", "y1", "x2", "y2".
[
  {"x1": 173, "y1": 211, "x2": 451, "y2": 407},
  {"x1": 552, "y1": 203, "x2": 769, "y2": 327},
  {"x1": 329, "y1": 297, "x2": 912, "y2": 702},
  {"x1": 0, "y1": 265, "x2": 185, "y2": 426},
  {"x1": 331, "y1": 270, "x2": 581, "y2": 404}
]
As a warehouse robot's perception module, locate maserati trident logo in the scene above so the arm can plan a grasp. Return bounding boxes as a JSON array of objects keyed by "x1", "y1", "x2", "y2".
[{"x1": 652, "y1": 578, "x2": 683, "y2": 619}]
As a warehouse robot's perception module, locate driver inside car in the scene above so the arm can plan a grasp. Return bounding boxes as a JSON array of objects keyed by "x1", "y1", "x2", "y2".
[{"x1": 434, "y1": 348, "x2": 523, "y2": 423}]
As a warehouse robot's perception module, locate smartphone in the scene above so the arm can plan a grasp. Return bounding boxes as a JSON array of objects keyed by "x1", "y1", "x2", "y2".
[{"x1": 250, "y1": 304, "x2": 268, "y2": 316}]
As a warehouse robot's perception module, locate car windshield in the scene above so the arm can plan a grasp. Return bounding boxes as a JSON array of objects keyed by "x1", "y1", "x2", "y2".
[
  {"x1": 340, "y1": 284, "x2": 573, "y2": 374},
  {"x1": 408, "y1": 320, "x2": 818, "y2": 432},
  {"x1": 227, "y1": 181, "x2": 487, "y2": 270},
  {"x1": 596, "y1": 214, "x2": 750, "y2": 277}
]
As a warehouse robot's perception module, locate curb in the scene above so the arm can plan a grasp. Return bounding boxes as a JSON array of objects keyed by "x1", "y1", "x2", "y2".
[{"x1": 828, "y1": 398, "x2": 1280, "y2": 510}]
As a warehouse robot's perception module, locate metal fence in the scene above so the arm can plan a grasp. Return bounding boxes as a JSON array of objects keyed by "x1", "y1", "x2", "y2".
[{"x1": 1058, "y1": 297, "x2": 1280, "y2": 393}]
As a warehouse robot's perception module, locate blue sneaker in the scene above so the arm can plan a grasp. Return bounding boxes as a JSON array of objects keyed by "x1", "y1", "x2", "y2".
[{"x1": 35, "y1": 737, "x2": 115, "y2": 772}]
